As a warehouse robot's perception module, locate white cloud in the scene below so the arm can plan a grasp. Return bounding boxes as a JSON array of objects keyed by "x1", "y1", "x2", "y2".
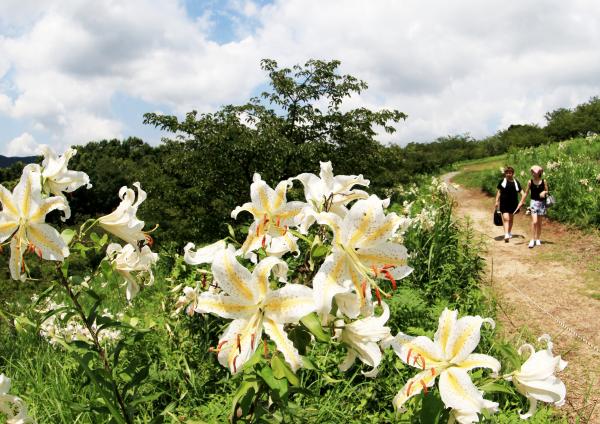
[
  {"x1": 1, "y1": 0, "x2": 600, "y2": 155},
  {"x1": 4, "y1": 132, "x2": 40, "y2": 156}
]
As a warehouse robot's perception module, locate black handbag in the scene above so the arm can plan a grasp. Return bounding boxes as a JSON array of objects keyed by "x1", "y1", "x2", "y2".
[{"x1": 493, "y1": 210, "x2": 503, "y2": 226}]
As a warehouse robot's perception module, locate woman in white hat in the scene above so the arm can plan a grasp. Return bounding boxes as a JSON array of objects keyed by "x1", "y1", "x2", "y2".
[{"x1": 516, "y1": 165, "x2": 549, "y2": 248}]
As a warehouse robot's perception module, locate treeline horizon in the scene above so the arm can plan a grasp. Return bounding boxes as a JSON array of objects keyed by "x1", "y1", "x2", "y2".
[{"x1": 1, "y1": 59, "x2": 599, "y2": 246}]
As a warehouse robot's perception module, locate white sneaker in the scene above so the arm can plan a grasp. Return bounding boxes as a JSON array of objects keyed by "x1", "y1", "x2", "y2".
[
  {"x1": 504, "y1": 234, "x2": 510, "y2": 243},
  {"x1": 535, "y1": 240, "x2": 541, "y2": 246},
  {"x1": 508, "y1": 232, "x2": 513, "y2": 239},
  {"x1": 528, "y1": 240, "x2": 535, "y2": 248}
]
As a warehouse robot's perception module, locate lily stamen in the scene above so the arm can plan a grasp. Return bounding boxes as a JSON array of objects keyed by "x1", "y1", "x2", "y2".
[
  {"x1": 375, "y1": 287, "x2": 382, "y2": 306},
  {"x1": 420, "y1": 380, "x2": 428, "y2": 394},
  {"x1": 237, "y1": 334, "x2": 242, "y2": 353},
  {"x1": 406, "y1": 381, "x2": 414, "y2": 395},
  {"x1": 382, "y1": 269, "x2": 397, "y2": 290}
]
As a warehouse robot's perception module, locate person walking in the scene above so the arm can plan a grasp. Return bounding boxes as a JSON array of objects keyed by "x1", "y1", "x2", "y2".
[
  {"x1": 494, "y1": 166, "x2": 523, "y2": 242},
  {"x1": 516, "y1": 165, "x2": 549, "y2": 248}
]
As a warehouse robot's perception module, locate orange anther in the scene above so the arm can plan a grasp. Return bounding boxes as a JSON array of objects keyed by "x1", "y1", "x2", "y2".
[
  {"x1": 431, "y1": 368, "x2": 436, "y2": 376},
  {"x1": 276, "y1": 217, "x2": 281, "y2": 227},
  {"x1": 145, "y1": 234, "x2": 154, "y2": 247},
  {"x1": 237, "y1": 334, "x2": 242, "y2": 353},
  {"x1": 233, "y1": 355, "x2": 238, "y2": 373},
  {"x1": 406, "y1": 348, "x2": 413, "y2": 364},
  {"x1": 375, "y1": 287, "x2": 382, "y2": 306},
  {"x1": 383, "y1": 270, "x2": 397, "y2": 290},
  {"x1": 371, "y1": 264, "x2": 378, "y2": 277},
  {"x1": 420, "y1": 380, "x2": 428, "y2": 394},
  {"x1": 261, "y1": 235, "x2": 267, "y2": 249},
  {"x1": 361, "y1": 280, "x2": 367, "y2": 298},
  {"x1": 201, "y1": 274, "x2": 207, "y2": 289},
  {"x1": 251, "y1": 333, "x2": 256, "y2": 350},
  {"x1": 406, "y1": 381, "x2": 414, "y2": 395},
  {"x1": 263, "y1": 338, "x2": 269, "y2": 357}
]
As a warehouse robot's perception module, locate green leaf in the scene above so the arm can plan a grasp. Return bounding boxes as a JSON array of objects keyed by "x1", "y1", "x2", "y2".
[
  {"x1": 73, "y1": 354, "x2": 128, "y2": 424},
  {"x1": 271, "y1": 354, "x2": 300, "y2": 387},
  {"x1": 61, "y1": 228, "x2": 76, "y2": 245},
  {"x1": 479, "y1": 381, "x2": 515, "y2": 395},
  {"x1": 229, "y1": 380, "x2": 259, "y2": 422},
  {"x1": 311, "y1": 244, "x2": 329, "y2": 259},
  {"x1": 420, "y1": 390, "x2": 445, "y2": 424},
  {"x1": 287, "y1": 326, "x2": 311, "y2": 355},
  {"x1": 300, "y1": 313, "x2": 330, "y2": 342},
  {"x1": 258, "y1": 365, "x2": 288, "y2": 400}
]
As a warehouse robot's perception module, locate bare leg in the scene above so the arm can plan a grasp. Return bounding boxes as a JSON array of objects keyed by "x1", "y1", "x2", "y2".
[
  {"x1": 502, "y1": 213, "x2": 511, "y2": 235},
  {"x1": 507, "y1": 214, "x2": 514, "y2": 235},
  {"x1": 536, "y1": 217, "x2": 543, "y2": 240},
  {"x1": 531, "y1": 214, "x2": 539, "y2": 240}
]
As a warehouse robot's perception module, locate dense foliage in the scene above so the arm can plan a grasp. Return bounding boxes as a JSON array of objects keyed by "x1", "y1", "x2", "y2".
[{"x1": 473, "y1": 136, "x2": 600, "y2": 229}]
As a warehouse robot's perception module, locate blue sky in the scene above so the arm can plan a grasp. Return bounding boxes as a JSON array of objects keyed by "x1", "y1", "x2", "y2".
[{"x1": 1, "y1": 0, "x2": 600, "y2": 156}]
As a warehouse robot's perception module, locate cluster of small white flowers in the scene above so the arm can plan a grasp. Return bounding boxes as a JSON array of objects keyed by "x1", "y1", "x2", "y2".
[
  {"x1": 585, "y1": 132, "x2": 598, "y2": 141},
  {"x1": 546, "y1": 161, "x2": 561, "y2": 171},
  {"x1": 579, "y1": 178, "x2": 589, "y2": 187},
  {"x1": 430, "y1": 176, "x2": 449, "y2": 194},
  {"x1": 412, "y1": 206, "x2": 437, "y2": 230},
  {"x1": 596, "y1": 174, "x2": 600, "y2": 184},
  {"x1": 37, "y1": 301, "x2": 122, "y2": 346}
]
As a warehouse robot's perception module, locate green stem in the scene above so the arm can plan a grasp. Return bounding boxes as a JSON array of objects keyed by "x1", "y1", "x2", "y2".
[{"x1": 56, "y1": 263, "x2": 132, "y2": 424}]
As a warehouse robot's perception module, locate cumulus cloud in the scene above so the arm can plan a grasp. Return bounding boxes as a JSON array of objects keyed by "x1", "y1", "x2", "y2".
[
  {"x1": 4, "y1": 132, "x2": 40, "y2": 156},
  {"x1": 1, "y1": 0, "x2": 600, "y2": 155}
]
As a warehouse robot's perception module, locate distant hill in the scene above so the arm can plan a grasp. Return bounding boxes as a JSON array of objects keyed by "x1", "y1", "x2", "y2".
[{"x1": 0, "y1": 155, "x2": 38, "y2": 168}]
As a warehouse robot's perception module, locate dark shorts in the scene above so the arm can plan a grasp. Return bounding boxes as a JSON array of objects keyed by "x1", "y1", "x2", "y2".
[{"x1": 499, "y1": 199, "x2": 518, "y2": 214}]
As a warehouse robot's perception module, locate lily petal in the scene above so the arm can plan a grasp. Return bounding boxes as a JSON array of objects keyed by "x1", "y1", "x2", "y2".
[
  {"x1": 434, "y1": 308, "x2": 457, "y2": 357},
  {"x1": 211, "y1": 248, "x2": 257, "y2": 304},
  {"x1": 393, "y1": 368, "x2": 438, "y2": 411},
  {"x1": 26, "y1": 223, "x2": 69, "y2": 260},
  {"x1": 457, "y1": 353, "x2": 501, "y2": 374},
  {"x1": 447, "y1": 315, "x2": 494, "y2": 364},
  {"x1": 439, "y1": 367, "x2": 497, "y2": 413},
  {"x1": 252, "y1": 256, "x2": 289, "y2": 299},
  {"x1": 263, "y1": 318, "x2": 303, "y2": 372},
  {"x1": 195, "y1": 292, "x2": 257, "y2": 319},
  {"x1": 312, "y1": 249, "x2": 352, "y2": 321},
  {"x1": 183, "y1": 240, "x2": 226, "y2": 265},
  {"x1": 218, "y1": 316, "x2": 263, "y2": 374},
  {"x1": 264, "y1": 284, "x2": 315, "y2": 323},
  {"x1": 9, "y1": 237, "x2": 26, "y2": 281}
]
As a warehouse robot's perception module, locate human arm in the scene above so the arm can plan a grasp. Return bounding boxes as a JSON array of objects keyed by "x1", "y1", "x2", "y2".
[
  {"x1": 541, "y1": 180, "x2": 549, "y2": 198},
  {"x1": 495, "y1": 189, "x2": 501, "y2": 210},
  {"x1": 516, "y1": 181, "x2": 530, "y2": 211}
]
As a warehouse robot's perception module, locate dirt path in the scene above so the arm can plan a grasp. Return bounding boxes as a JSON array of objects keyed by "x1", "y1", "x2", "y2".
[{"x1": 445, "y1": 171, "x2": 600, "y2": 423}]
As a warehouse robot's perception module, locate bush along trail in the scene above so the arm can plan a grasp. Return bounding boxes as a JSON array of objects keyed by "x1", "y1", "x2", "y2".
[{"x1": 446, "y1": 168, "x2": 600, "y2": 423}]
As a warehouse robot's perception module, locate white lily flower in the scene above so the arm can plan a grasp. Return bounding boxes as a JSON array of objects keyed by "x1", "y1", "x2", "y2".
[
  {"x1": 99, "y1": 182, "x2": 149, "y2": 248},
  {"x1": 183, "y1": 240, "x2": 226, "y2": 265},
  {"x1": 336, "y1": 302, "x2": 392, "y2": 377},
  {"x1": 196, "y1": 248, "x2": 315, "y2": 373},
  {"x1": 312, "y1": 195, "x2": 413, "y2": 320},
  {"x1": 388, "y1": 308, "x2": 500, "y2": 421},
  {"x1": 0, "y1": 374, "x2": 34, "y2": 423},
  {"x1": 231, "y1": 173, "x2": 304, "y2": 258},
  {"x1": 0, "y1": 165, "x2": 69, "y2": 281},
  {"x1": 507, "y1": 334, "x2": 567, "y2": 419},
  {"x1": 292, "y1": 161, "x2": 370, "y2": 232},
  {"x1": 174, "y1": 284, "x2": 202, "y2": 316},
  {"x1": 106, "y1": 243, "x2": 158, "y2": 301},
  {"x1": 40, "y1": 146, "x2": 91, "y2": 221}
]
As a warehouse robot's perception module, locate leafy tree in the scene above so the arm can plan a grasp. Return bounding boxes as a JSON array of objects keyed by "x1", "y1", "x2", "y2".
[{"x1": 142, "y1": 59, "x2": 407, "y2": 244}]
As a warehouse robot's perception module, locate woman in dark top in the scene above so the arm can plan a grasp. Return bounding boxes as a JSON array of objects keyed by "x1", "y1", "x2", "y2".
[
  {"x1": 494, "y1": 166, "x2": 523, "y2": 242},
  {"x1": 516, "y1": 165, "x2": 549, "y2": 248}
]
